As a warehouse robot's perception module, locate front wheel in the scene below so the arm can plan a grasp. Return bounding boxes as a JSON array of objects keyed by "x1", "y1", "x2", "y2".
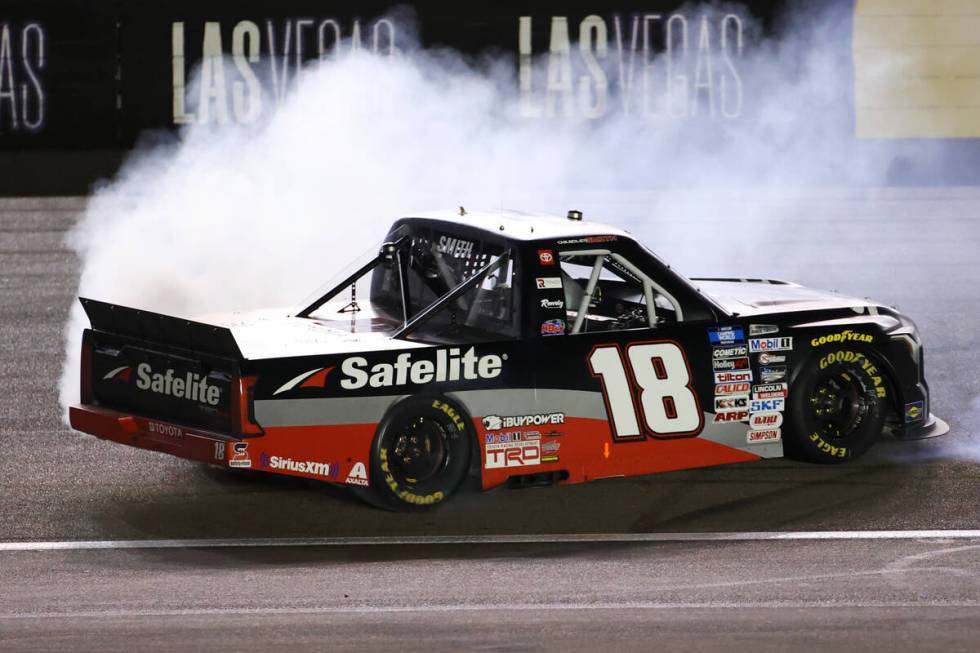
[
  {"x1": 367, "y1": 395, "x2": 472, "y2": 511},
  {"x1": 785, "y1": 348, "x2": 889, "y2": 463}
]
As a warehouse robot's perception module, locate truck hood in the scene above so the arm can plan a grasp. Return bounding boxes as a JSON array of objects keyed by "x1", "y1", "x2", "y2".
[{"x1": 692, "y1": 279, "x2": 879, "y2": 317}]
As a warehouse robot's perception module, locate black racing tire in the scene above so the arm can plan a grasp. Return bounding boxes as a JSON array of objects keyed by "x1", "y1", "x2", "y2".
[
  {"x1": 366, "y1": 395, "x2": 473, "y2": 511},
  {"x1": 785, "y1": 348, "x2": 889, "y2": 463}
]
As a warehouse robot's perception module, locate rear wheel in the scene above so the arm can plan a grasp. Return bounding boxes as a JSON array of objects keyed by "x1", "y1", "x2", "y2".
[
  {"x1": 786, "y1": 348, "x2": 889, "y2": 463},
  {"x1": 368, "y1": 396, "x2": 472, "y2": 511}
]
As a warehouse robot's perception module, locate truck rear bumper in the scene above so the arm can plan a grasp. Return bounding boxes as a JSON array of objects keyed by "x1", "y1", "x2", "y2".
[{"x1": 70, "y1": 404, "x2": 240, "y2": 465}]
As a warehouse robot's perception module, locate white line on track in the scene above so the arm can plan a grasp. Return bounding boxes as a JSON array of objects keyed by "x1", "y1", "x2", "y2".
[
  {"x1": 4, "y1": 601, "x2": 980, "y2": 620},
  {"x1": 3, "y1": 530, "x2": 980, "y2": 551}
]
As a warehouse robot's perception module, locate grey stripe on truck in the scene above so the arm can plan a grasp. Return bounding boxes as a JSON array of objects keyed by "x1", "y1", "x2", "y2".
[{"x1": 254, "y1": 388, "x2": 606, "y2": 428}]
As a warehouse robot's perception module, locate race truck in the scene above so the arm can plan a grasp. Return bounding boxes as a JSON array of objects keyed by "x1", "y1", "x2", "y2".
[{"x1": 70, "y1": 209, "x2": 948, "y2": 510}]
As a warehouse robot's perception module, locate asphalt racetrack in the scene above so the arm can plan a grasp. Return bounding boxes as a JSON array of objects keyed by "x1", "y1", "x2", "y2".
[{"x1": 2, "y1": 191, "x2": 980, "y2": 651}]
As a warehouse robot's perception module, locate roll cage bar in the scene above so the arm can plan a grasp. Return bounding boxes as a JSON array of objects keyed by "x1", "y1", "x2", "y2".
[{"x1": 296, "y1": 235, "x2": 511, "y2": 341}]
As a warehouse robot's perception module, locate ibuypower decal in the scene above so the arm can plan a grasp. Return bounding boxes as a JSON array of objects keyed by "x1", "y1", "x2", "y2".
[{"x1": 483, "y1": 413, "x2": 565, "y2": 431}]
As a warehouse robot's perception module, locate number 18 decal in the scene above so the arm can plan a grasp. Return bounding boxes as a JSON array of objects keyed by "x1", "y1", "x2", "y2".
[{"x1": 588, "y1": 341, "x2": 703, "y2": 440}]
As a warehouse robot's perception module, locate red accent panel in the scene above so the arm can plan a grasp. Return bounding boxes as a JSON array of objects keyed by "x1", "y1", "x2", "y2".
[
  {"x1": 118, "y1": 368, "x2": 132, "y2": 382},
  {"x1": 479, "y1": 416, "x2": 760, "y2": 490},
  {"x1": 299, "y1": 367, "x2": 334, "y2": 389}
]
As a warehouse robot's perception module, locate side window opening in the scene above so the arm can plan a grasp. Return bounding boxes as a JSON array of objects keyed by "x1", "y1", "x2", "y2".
[{"x1": 558, "y1": 250, "x2": 683, "y2": 334}]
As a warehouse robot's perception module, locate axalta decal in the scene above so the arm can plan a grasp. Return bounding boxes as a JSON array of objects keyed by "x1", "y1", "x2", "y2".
[
  {"x1": 340, "y1": 347, "x2": 505, "y2": 389},
  {"x1": 483, "y1": 413, "x2": 565, "y2": 431},
  {"x1": 132, "y1": 363, "x2": 221, "y2": 406},
  {"x1": 811, "y1": 330, "x2": 874, "y2": 347}
]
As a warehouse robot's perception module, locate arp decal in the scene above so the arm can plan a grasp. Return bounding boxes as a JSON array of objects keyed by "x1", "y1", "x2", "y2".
[{"x1": 713, "y1": 410, "x2": 749, "y2": 423}]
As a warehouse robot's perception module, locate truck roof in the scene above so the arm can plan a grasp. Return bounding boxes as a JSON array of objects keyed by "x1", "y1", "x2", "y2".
[{"x1": 406, "y1": 209, "x2": 632, "y2": 243}]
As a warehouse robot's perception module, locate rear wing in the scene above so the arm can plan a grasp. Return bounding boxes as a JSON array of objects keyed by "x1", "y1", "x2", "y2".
[{"x1": 79, "y1": 298, "x2": 243, "y2": 360}]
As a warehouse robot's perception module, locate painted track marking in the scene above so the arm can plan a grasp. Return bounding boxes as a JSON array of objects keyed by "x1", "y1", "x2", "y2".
[{"x1": 3, "y1": 530, "x2": 980, "y2": 552}]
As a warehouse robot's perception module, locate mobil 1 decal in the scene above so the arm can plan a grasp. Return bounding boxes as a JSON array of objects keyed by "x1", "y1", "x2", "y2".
[{"x1": 587, "y1": 340, "x2": 703, "y2": 442}]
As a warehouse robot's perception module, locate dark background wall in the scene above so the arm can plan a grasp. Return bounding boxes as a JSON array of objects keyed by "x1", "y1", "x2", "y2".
[{"x1": 0, "y1": 0, "x2": 975, "y2": 194}]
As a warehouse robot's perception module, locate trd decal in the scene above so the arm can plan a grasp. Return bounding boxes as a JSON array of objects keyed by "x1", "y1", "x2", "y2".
[{"x1": 587, "y1": 341, "x2": 704, "y2": 442}]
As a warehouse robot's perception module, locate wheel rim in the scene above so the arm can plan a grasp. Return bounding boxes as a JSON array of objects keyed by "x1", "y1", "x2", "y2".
[
  {"x1": 388, "y1": 416, "x2": 450, "y2": 485},
  {"x1": 807, "y1": 371, "x2": 876, "y2": 442}
]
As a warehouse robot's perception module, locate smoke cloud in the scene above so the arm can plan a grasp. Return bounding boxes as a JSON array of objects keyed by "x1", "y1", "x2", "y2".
[{"x1": 59, "y1": 3, "x2": 902, "y2": 414}]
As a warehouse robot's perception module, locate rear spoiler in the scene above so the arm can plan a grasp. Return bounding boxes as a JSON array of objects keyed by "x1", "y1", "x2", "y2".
[{"x1": 79, "y1": 298, "x2": 243, "y2": 360}]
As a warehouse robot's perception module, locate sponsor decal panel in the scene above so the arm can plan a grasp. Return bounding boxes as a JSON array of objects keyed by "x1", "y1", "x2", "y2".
[
  {"x1": 715, "y1": 382, "x2": 751, "y2": 395},
  {"x1": 485, "y1": 441, "x2": 542, "y2": 468},
  {"x1": 714, "y1": 395, "x2": 749, "y2": 411},
  {"x1": 811, "y1": 330, "x2": 874, "y2": 347},
  {"x1": 341, "y1": 347, "x2": 505, "y2": 390},
  {"x1": 540, "y1": 298, "x2": 564, "y2": 310},
  {"x1": 905, "y1": 401, "x2": 924, "y2": 423},
  {"x1": 708, "y1": 326, "x2": 745, "y2": 344},
  {"x1": 345, "y1": 461, "x2": 369, "y2": 486},
  {"x1": 536, "y1": 277, "x2": 562, "y2": 289},
  {"x1": 747, "y1": 428, "x2": 781, "y2": 443},
  {"x1": 712, "y1": 344, "x2": 748, "y2": 358},
  {"x1": 541, "y1": 441, "x2": 560, "y2": 454},
  {"x1": 713, "y1": 410, "x2": 749, "y2": 423},
  {"x1": 715, "y1": 370, "x2": 753, "y2": 384},
  {"x1": 261, "y1": 453, "x2": 335, "y2": 479},
  {"x1": 436, "y1": 235, "x2": 474, "y2": 259},
  {"x1": 749, "y1": 324, "x2": 779, "y2": 336},
  {"x1": 134, "y1": 362, "x2": 221, "y2": 406},
  {"x1": 757, "y1": 352, "x2": 786, "y2": 364},
  {"x1": 540, "y1": 319, "x2": 566, "y2": 336},
  {"x1": 749, "y1": 412, "x2": 783, "y2": 429},
  {"x1": 556, "y1": 235, "x2": 617, "y2": 245},
  {"x1": 483, "y1": 413, "x2": 565, "y2": 431},
  {"x1": 759, "y1": 365, "x2": 786, "y2": 383},
  {"x1": 750, "y1": 398, "x2": 785, "y2": 413},
  {"x1": 752, "y1": 382, "x2": 788, "y2": 399},
  {"x1": 147, "y1": 421, "x2": 183, "y2": 439},
  {"x1": 229, "y1": 442, "x2": 251, "y2": 468},
  {"x1": 748, "y1": 337, "x2": 793, "y2": 353},
  {"x1": 712, "y1": 356, "x2": 750, "y2": 371},
  {"x1": 486, "y1": 431, "x2": 540, "y2": 444},
  {"x1": 538, "y1": 249, "x2": 555, "y2": 265}
]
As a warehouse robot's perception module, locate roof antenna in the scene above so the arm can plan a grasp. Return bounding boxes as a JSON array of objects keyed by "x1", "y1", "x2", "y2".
[
  {"x1": 459, "y1": 206, "x2": 467, "y2": 216},
  {"x1": 567, "y1": 209, "x2": 583, "y2": 221}
]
